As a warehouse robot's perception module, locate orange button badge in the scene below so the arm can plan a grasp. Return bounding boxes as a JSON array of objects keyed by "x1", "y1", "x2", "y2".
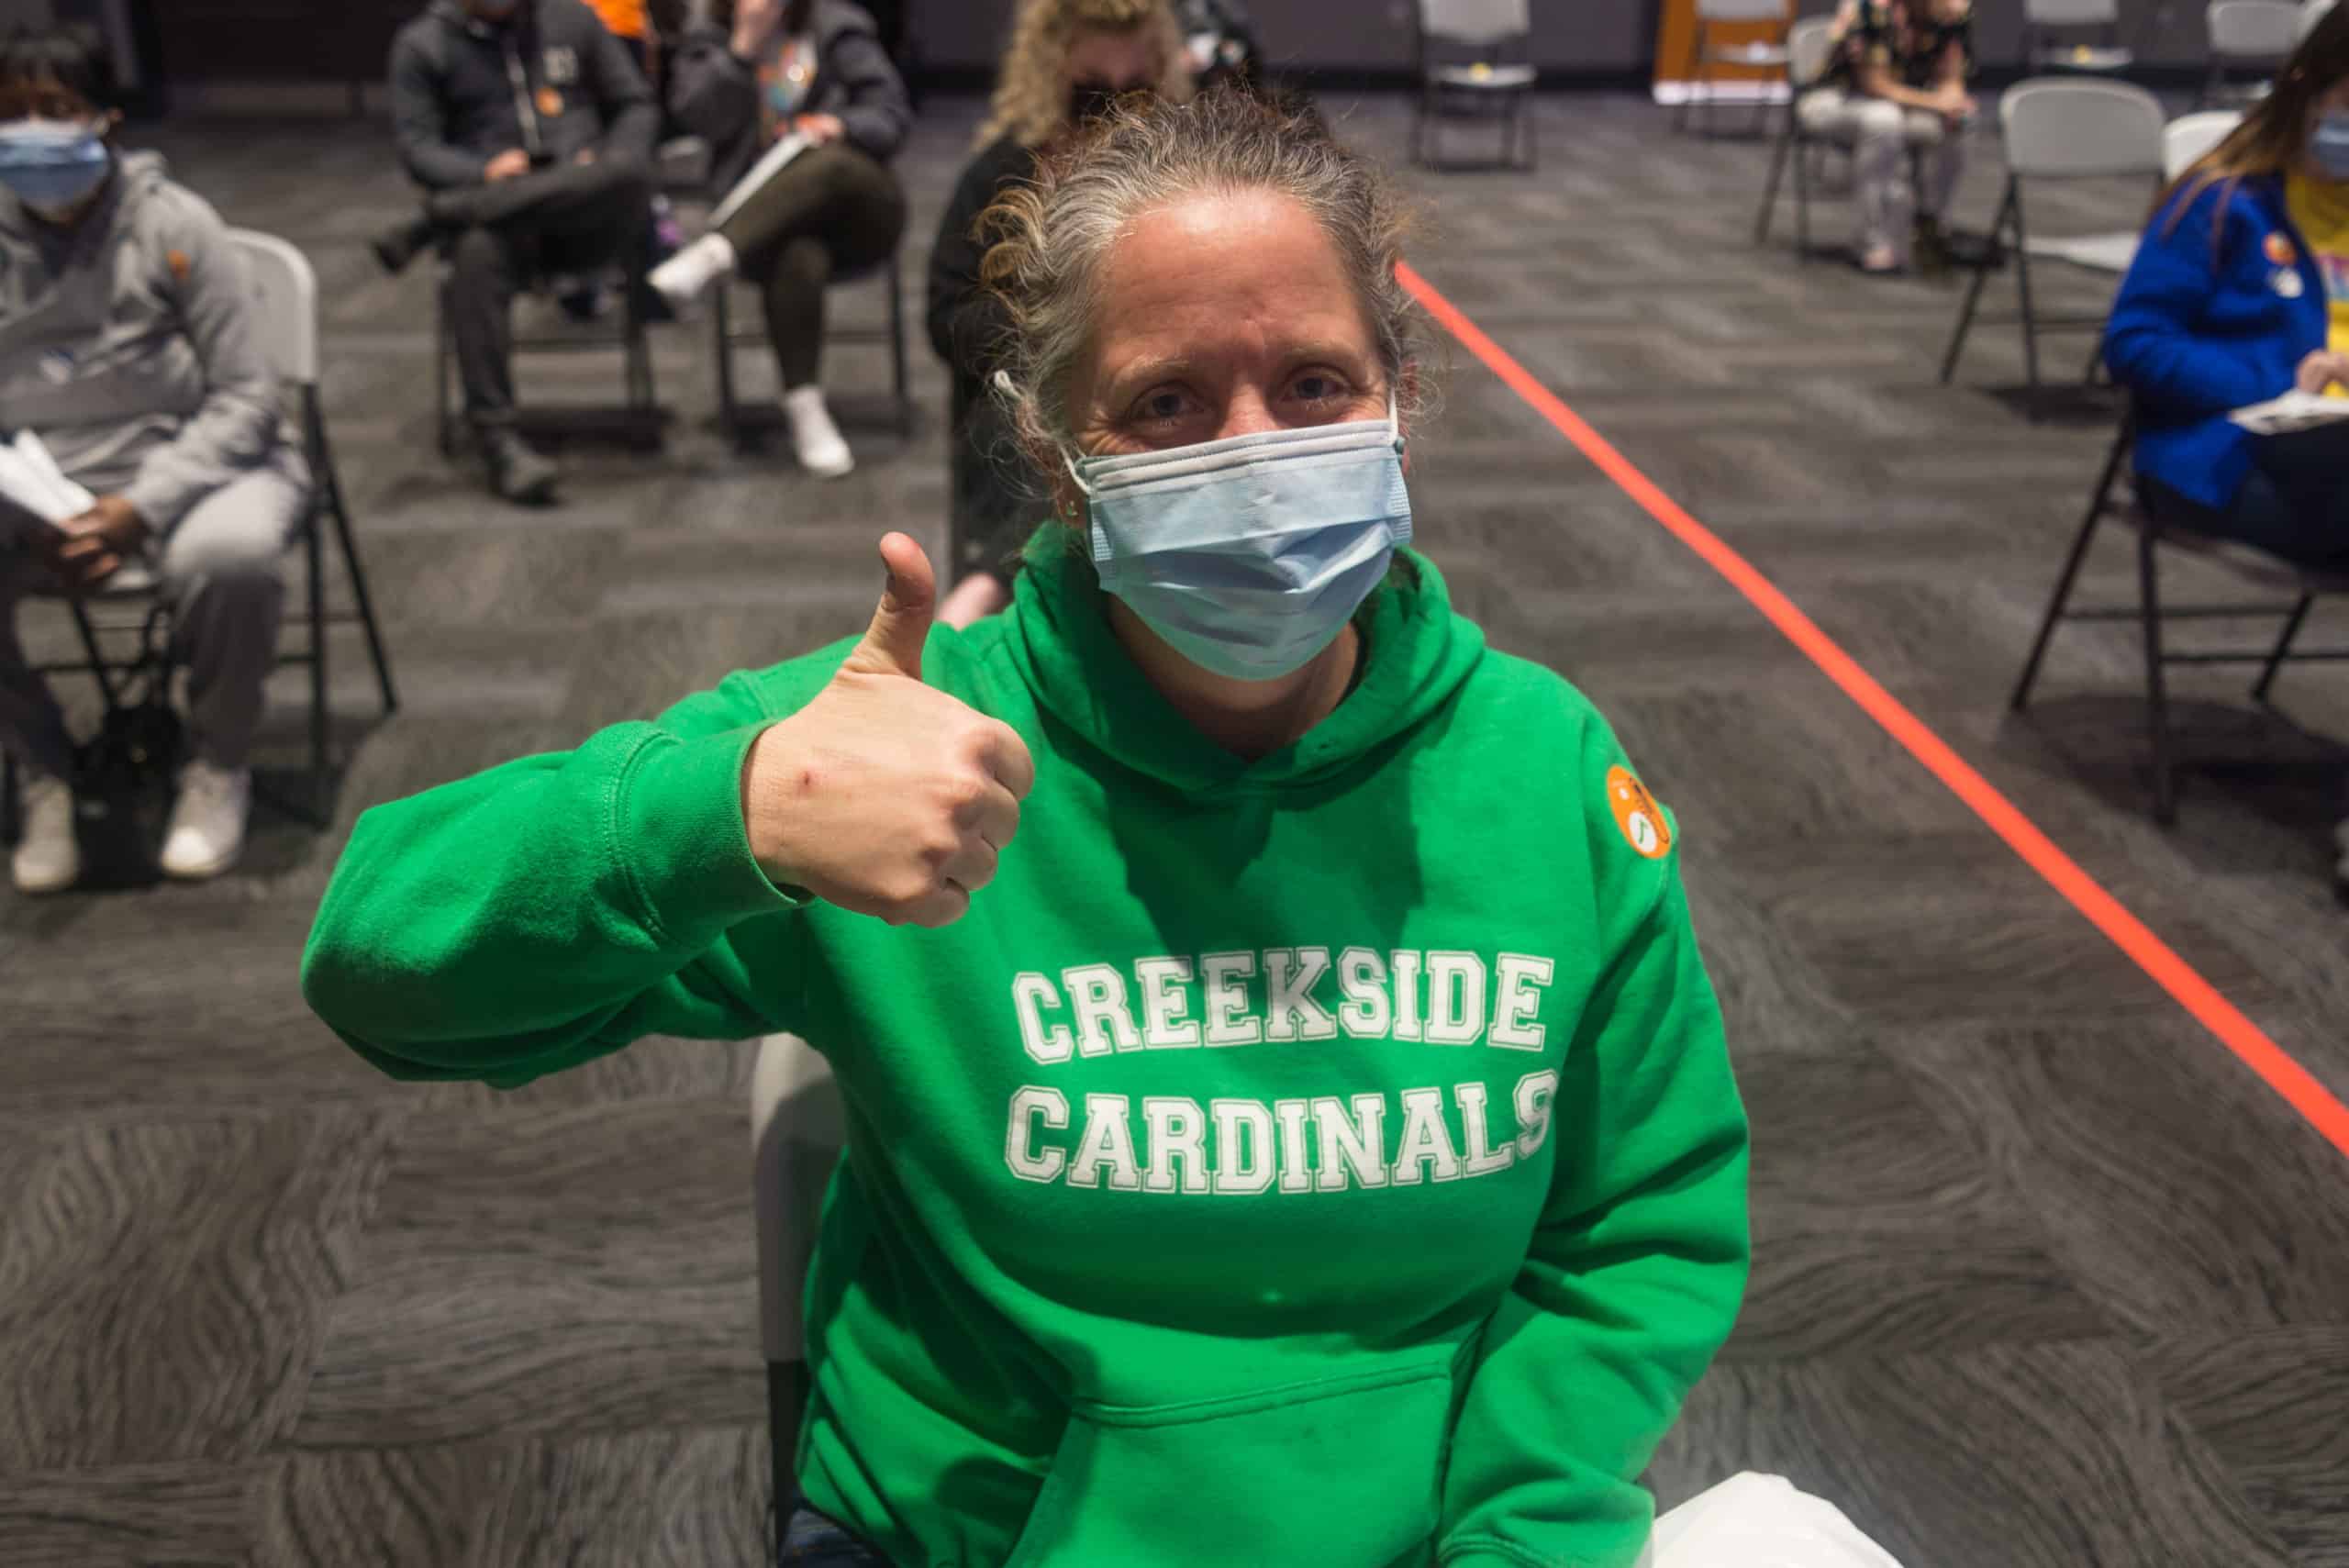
[
  {"x1": 2266, "y1": 232, "x2": 2299, "y2": 267},
  {"x1": 1606, "y1": 765, "x2": 1673, "y2": 860},
  {"x1": 537, "y1": 85, "x2": 565, "y2": 118}
]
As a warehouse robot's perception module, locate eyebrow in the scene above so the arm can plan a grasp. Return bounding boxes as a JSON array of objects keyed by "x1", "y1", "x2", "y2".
[{"x1": 1101, "y1": 341, "x2": 1378, "y2": 405}]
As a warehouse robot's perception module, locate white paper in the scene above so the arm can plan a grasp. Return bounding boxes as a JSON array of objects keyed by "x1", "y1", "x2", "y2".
[
  {"x1": 706, "y1": 131, "x2": 810, "y2": 233},
  {"x1": 0, "y1": 430, "x2": 95, "y2": 525},
  {"x1": 2228, "y1": 389, "x2": 2349, "y2": 436},
  {"x1": 1638, "y1": 1473, "x2": 1909, "y2": 1568}
]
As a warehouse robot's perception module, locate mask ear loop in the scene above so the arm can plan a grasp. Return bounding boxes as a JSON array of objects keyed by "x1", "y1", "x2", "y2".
[{"x1": 993, "y1": 369, "x2": 1099, "y2": 500}]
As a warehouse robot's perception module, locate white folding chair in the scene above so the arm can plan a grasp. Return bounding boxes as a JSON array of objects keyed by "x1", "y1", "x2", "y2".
[
  {"x1": 1675, "y1": 0, "x2": 1792, "y2": 138},
  {"x1": 750, "y1": 1033, "x2": 847, "y2": 1540},
  {"x1": 1939, "y1": 79, "x2": 2165, "y2": 415},
  {"x1": 1414, "y1": 0, "x2": 1538, "y2": 171},
  {"x1": 2025, "y1": 0, "x2": 2138, "y2": 72},
  {"x1": 2165, "y1": 107, "x2": 2245, "y2": 180},
  {"x1": 2205, "y1": 0, "x2": 2301, "y2": 104},
  {"x1": 0, "y1": 230, "x2": 399, "y2": 843}
]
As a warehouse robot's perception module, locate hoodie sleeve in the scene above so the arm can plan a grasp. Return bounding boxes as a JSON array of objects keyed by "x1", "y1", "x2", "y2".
[
  {"x1": 1436, "y1": 721, "x2": 1751, "y2": 1568},
  {"x1": 825, "y1": 14, "x2": 912, "y2": 163},
  {"x1": 302, "y1": 668, "x2": 817, "y2": 1089},
  {"x1": 2104, "y1": 185, "x2": 2286, "y2": 417},
  {"x1": 581, "y1": 1, "x2": 659, "y2": 165},
  {"x1": 119, "y1": 189, "x2": 284, "y2": 538},
  {"x1": 388, "y1": 26, "x2": 486, "y2": 191}
]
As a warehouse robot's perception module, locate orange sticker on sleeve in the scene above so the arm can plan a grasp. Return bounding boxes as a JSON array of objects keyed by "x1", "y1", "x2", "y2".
[
  {"x1": 1606, "y1": 765, "x2": 1674, "y2": 860},
  {"x1": 2266, "y1": 232, "x2": 2298, "y2": 267},
  {"x1": 537, "y1": 85, "x2": 565, "y2": 118},
  {"x1": 165, "y1": 249, "x2": 190, "y2": 284}
]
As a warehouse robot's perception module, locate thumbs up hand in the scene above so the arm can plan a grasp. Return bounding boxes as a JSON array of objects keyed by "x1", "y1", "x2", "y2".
[{"x1": 743, "y1": 534, "x2": 1036, "y2": 929}]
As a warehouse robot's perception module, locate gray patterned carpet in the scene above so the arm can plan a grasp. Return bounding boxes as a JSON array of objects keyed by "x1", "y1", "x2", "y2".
[{"x1": 3, "y1": 93, "x2": 2346, "y2": 1567}]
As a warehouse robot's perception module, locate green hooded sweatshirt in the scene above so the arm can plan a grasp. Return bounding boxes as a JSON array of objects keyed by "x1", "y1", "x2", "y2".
[{"x1": 302, "y1": 541, "x2": 1751, "y2": 1568}]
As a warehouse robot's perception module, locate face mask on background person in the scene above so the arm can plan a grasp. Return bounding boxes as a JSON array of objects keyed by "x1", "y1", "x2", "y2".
[
  {"x1": 2313, "y1": 112, "x2": 2349, "y2": 182},
  {"x1": 0, "y1": 117, "x2": 110, "y2": 218},
  {"x1": 1061, "y1": 392, "x2": 1412, "y2": 684}
]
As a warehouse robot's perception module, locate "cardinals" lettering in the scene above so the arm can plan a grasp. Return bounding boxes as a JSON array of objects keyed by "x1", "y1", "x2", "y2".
[{"x1": 1003, "y1": 1071, "x2": 1560, "y2": 1195}]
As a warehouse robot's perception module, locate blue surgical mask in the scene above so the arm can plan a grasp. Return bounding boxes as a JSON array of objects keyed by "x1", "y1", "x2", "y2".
[
  {"x1": 0, "y1": 117, "x2": 109, "y2": 215},
  {"x1": 2314, "y1": 113, "x2": 2349, "y2": 182},
  {"x1": 1065, "y1": 395, "x2": 1411, "y2": 683}
]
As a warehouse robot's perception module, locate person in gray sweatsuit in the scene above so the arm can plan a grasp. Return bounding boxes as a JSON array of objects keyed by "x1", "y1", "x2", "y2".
[{"x1": 0, "y1": 30, "x2": 305, "y2": 894}]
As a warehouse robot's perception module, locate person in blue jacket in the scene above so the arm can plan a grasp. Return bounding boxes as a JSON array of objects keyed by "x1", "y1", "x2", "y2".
[
  {"x1": 2103, "y1": 7, "x2": 2349, "y2": 571},
  {"x1": 2104, "y1": 7, "x2": 2349, "y2": 903}
]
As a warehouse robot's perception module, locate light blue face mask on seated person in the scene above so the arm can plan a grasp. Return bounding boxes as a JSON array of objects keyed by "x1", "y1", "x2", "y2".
[
  {"x1": 2314, "y1": 114, "x2": 2349, "y2": 183},
  {"x1": 0, "y1": 117, "x2": 110, "y2": 213},
  {"x1": 1063, "y1": 395, "x2": 1412, "y2": 684}
]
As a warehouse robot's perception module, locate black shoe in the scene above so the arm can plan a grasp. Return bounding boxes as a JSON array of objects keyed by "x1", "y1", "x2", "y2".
[
  {"x1": 483, "y1": 429, "x2": 559, "y2": 506},
  {"x1": 371, "y1": 215, "x2": 434, "y2": 277}
]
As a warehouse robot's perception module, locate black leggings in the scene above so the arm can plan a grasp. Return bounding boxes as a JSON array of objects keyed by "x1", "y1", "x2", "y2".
[{"x1": 718, "y1": 143, "x2": 907, "y2": 390}]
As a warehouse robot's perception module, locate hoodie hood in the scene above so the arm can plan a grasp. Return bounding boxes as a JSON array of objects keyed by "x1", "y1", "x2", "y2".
[{"x1": 1001, "y1": 528, "x2": 1486, "y2": 800}]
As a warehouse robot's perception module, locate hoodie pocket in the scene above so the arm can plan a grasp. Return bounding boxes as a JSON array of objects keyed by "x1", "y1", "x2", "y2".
[{"x1": 1002, "y1": 1358, "x2": 1457, "y2": 1568}]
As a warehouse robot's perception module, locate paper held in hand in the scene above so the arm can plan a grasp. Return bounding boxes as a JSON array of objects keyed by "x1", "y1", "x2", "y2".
[
  {"x1": 707, "y1": 130, "x2": 810, "y2": 233},
  {"x1": 0, "y1": 429, "x2": 96, "y2": 527},
  {"x1": 2227, "y1": 390, "x2": 2349, "y2": 437}
]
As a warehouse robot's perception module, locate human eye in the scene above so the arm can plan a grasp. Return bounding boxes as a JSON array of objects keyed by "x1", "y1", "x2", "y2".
[{"x1": 1127, "y1": 384, "x2": 1207, "y2": 435}]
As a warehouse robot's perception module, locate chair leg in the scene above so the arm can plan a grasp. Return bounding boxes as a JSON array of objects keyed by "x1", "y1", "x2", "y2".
[
  {"x1": 306, "y1": 503, "x2": 330, "y2": 826},
  {"x1": 436, "y1": 276, "x2": 457, "y2": 459},
  {"x1": 1794, "y1": 125, "x2": 1814, "y2": 260},
  {"x1": 715, "y1": 285, "x2": 742, "y2": 447},
  {"x1": 889, "y1": 257, "x2": 913, "y2": 438},
  {"x1": 2010, "y1": 427, "x2": 2127, "y2": 710},
  {"x1": 2252, "y1": 594, "x2": 2314, "y2": 703},
  {"x1": 319, "y1": 431, "x2": 399, "y2": 716},
  {"x1": 2005, "y1": 186, "x2": 2045, "y2": 417},
  {"x1": 1940, "y1": 178, "x2": 2012, "y2": 384},
  {"x1": 2137, "y1": 522, "x2": 2178, "y2": 825},
  {"x1": 1756, "y1": 115, "x2": 1796, "y2": 245},
  {"x1": 66, "y1": 595, "x2": 120, "y2": 710},
  {"x1": 1, "y1": 749, "x2": 16, "y2": 847}
]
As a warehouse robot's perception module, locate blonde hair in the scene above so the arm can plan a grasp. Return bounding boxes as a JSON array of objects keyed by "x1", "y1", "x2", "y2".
[
  {"x1": 980, "y1": 89, "x2": 1435, "y2": 471},
  {"x1": 976, "y1": 0, "x2": 1194, "y2": 150}
]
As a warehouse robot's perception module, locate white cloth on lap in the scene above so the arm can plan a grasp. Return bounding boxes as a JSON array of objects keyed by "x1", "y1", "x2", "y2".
[{"x1": 1641, "y1": 1473, "x2": 1908, "y2": 1568}]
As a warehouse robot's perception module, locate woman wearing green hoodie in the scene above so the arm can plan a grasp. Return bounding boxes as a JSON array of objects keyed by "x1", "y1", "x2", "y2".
[{"x1": 303, "y1": 89, "x2": 1751, "y2": 1568}]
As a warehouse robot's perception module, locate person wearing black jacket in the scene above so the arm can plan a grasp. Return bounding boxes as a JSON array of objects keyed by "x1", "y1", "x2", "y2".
[
  {"x1": 926, "y1": 0, "x2": 1191, "y2": 628},
  {"x1": 379, "y1": 0, "x2": 660, "y2": 504},
  {"x1": 651, "y1": 0, "x2": 911, "y2": 481}
]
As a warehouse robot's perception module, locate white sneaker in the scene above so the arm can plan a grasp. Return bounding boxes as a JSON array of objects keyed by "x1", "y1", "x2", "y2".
[
  {"x1": 783, "y1": 384, "x2": 854, "y2": 479},
  {"x1": 647, "y1": 232, "x2": 736, "y2": 316},
  {"x1": 10, "y1": 772, "x2": 79, "y2": 895},
  {"x1": 159, "y1": 760, "x2": 250, "y2": 881}
]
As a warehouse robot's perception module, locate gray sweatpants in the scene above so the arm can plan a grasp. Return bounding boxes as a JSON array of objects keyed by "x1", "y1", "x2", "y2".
[{"x1": 0, "y1": 459, "x2": 306, "y2": 780}]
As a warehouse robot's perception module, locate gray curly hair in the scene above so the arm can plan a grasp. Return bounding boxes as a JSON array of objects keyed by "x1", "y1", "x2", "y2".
[{"x1": 978, "y1": 88, "x2": 1436, "y2": 479}]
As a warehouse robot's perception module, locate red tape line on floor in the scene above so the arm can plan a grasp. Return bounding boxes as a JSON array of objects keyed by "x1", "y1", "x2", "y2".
[{"x1": 1397, "y1": 260, "x2": 2349, "y2": 1163}]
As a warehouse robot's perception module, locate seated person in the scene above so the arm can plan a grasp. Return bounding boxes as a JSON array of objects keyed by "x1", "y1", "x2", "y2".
[
  {"x1": 927, "y1": 0, "x2": 1193, "y2": 628},
  {"x1": 0, "y1": 29, "x2": 306, "y2": 895},
  {"x1": 303, "y1": 90, "x2": 1751, "y2": 1568},
  {"x1": 379, "y1": 0, "x2": 660, "y2": 506},
  {"x1": 1799, "y1": 0, "x2": 1974, "y2": 274},
  {"x1": 2106, "y1": 9, "x2": 2349, "y2": 902},
  {"x1": 653, "y1": 0, "x2": 913, "y2": 480}
]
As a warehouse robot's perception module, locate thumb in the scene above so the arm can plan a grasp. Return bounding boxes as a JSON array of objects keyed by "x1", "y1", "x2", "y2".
[{"x1": 848, "y1": 531, "x2": 936, "y2": 680}]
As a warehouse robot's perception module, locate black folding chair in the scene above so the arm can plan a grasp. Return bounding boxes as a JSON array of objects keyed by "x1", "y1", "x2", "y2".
[
  {"x1": 2010, "y1": 408, "x2": 2349, "y2": 823},
  {"x1": 710, "y1": 253, "x2": 915, "y2": 449}
]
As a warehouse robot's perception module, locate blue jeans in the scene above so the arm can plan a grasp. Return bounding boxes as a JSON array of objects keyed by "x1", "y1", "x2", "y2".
[{"x1": 783, "y1": 1504, "x2": 891, "y2": 1565}]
